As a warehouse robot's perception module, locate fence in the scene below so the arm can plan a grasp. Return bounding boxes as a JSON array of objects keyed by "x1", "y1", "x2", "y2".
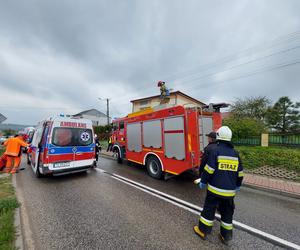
[
  {"x1": 233, "y1": 134, "x2": 300, "y2": 147},
  {"x1": 269, "y1": 134, "x2": 300, "y2": 147},
  {"x1": 232, "y1": 136, "x2": 261, "y2": 146}
]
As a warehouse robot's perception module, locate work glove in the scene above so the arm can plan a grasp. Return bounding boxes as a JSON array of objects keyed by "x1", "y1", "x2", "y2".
[
  {"x1": 198, "y1": 182, "x2": 207, "y2": 189},
  {"x1": 236, "y1": 186, "x2": 241, "y2": 192}
]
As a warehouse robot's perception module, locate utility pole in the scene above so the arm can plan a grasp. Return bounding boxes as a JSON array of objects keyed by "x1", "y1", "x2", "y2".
[
  {"x1": 98, "y1": 98, "x2": 110, "y2": 126},
  {"x1": 106, "y1": 98, "x2": 110, "y2": 126}
]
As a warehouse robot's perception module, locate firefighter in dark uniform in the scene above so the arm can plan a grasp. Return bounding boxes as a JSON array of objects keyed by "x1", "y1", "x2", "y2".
[
  {"x1": 199, "y1": 132, "x2": 217, "y2": 176},
  {"x1": 194, "y1": 126, "x2": 244, "y2": 245}
]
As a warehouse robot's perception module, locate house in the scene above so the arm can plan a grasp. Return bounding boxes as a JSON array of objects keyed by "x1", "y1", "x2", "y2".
[
  {"x1": 73, "y1": 109, "x2": 110, "y2": 126},
  {"x1": 130, "y1": 91, "x2": 206, "y2": 112}
]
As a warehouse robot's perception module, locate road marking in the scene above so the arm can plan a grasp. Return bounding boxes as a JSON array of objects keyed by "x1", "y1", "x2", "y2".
[{"x1": 96, "y1": 168, "x2": 300, "y2": 250}]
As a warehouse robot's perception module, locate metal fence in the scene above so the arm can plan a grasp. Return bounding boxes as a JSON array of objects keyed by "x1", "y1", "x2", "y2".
[
  {"x1": 233, "y1": 134, "x2": 300, "y2": 147},
  {"x1": 232, "y1": 136, "x2": 261, "y2": 146},
  {"x1": 269, "y1": 134, "x2": 300, "y2": 146}
]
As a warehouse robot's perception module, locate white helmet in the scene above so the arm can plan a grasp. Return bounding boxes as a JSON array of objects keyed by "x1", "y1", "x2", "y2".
[{"x1": 216, "y1": 126, "x2": 232, "y2": 141}]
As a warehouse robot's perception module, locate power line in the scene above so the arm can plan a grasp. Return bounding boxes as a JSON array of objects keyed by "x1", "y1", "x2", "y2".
[
  {"x1": 162, "y1": 30, "x2": 300, "y2": 81},
  {"x1": 173, "y1": 45, "x2": 300, "y2": 86},
  {"x1": 181, "y1": 59, "x2": 300, "y2": 94}
]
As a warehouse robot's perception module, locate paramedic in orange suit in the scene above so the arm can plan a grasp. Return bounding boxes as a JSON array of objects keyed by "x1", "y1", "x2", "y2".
[{"x1": 4, "y1": 134, "x2": 29, "y2": 174}]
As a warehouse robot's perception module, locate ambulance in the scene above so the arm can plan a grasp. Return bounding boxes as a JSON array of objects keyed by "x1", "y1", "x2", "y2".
[{"x1": 29, "y1": 115, "x2": 95, "y2": 177}]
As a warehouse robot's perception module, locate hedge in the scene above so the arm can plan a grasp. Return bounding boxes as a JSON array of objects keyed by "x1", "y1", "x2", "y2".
[{"x1": 236, "y1": 146, "x2": 300, "y2": 174}]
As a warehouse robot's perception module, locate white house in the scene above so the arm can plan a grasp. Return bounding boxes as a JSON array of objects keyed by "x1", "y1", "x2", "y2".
[{"x1": 73, "y1": 109, "x2": 110, "y2": 126}]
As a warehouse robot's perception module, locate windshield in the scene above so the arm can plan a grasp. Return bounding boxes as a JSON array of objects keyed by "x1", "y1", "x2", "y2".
[{"x1": 52, "y1": 128, "x2": 93, "y2": 147}]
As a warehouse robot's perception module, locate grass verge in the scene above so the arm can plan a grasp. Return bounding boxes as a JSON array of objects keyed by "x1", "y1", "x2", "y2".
[
  {"x1": 0, "y1": 164, "x2": 19, "y2": 250},
  {"x1": 236, "y1": 146, "x2": 300, "y2": 174}
]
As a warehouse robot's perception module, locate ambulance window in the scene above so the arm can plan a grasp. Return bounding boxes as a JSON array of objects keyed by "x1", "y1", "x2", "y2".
[
  {"x1": 119, "y1": 121, "x2": 124, "y2": 131},
  {"x1": 52, "y1": 128, "x2": 92, "y2": 146}
]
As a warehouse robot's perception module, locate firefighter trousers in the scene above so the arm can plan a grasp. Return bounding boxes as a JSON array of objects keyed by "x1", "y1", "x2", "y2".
[
  {"x1": 198, "y1": 192, "x2": 234, "y2": 241},
  {"x1": 5, "y1": 156, "x2": 21, "y2": 173}
]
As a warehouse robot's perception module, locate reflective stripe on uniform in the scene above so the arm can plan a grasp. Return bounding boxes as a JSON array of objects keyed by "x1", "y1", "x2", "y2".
[
  {"x1": 199, "y1": 216, "x2": 214, "y2": 227},
  {"x1": 204, "y1": 164, "x2": 215, "y2": 174},
  {"x1": 207, "y1": 184, "x2": 236, "y2": 197},
  {"x1": 221, "y1": 221, "x2": 233, "y2": 230},
  {"x1": 217, "y1": 156, "x2": 238, "y2": 161},
  {"x1": 238, "y1": 171, "x2": 245, "y2": 177}
]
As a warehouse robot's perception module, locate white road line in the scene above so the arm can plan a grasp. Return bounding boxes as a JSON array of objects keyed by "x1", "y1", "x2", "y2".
[{"x1": 96, "y1": 168, "x2": 300, "y2": 250}]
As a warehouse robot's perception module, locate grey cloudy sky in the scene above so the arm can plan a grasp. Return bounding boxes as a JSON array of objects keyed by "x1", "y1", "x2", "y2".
[{"x1": 0, "y1": 0, "x2": 300, "y2": 124}]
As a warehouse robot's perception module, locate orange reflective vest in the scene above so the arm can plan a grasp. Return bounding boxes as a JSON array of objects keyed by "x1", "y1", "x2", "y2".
[{"x1": 4, "y1": 137, "x2": 29, "y2": 157}]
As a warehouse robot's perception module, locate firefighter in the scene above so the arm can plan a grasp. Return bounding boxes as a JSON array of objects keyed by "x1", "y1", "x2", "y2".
[
  {"x1": 3, "y1": 134, "x2": 29, "y2": 174},
  {"x1": 106, "y1": 135, "x2": 113, "y2": 152},
  {"x1": 193, "y1": 126, "x2": 244, "y2": 245},
  {"x1": 157, "y1": 81, "x2": 170, "y2": 98},
  {"x1": 199, "y1": 132, "x2": 217, "y2": 176},
  {"x1": 94, "y1": 134, "x2": 101, "y2": 163}
]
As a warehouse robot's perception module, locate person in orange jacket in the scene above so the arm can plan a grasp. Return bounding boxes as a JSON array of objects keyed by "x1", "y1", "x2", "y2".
[{"x1": 3, "y1": 133, "x2": 29, "y2": 174}]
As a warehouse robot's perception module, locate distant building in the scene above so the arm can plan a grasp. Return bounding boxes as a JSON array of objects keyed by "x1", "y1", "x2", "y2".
[
  {"x1": 73, "y1": 109, "x2": 110, "y2": 126},
  {"x1": 130, "y1": 91, "x2": 206, "y2": 112}
]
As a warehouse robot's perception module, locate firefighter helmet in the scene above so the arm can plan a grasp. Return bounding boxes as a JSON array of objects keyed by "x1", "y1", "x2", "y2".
[
  {"x1": 157, "y1": 81, "x2": 165, "y2": 87},
  {"x1": 216, "y1": 126, "x2": 232, "y2": 141}
]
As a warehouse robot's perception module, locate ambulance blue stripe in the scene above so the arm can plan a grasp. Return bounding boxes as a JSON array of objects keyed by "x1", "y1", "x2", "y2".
[{"x1": 47, "y1": 144, "x2": 95, "y2": 155}]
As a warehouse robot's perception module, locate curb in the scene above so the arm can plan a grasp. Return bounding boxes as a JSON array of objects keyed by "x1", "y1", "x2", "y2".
[
  {"x1": 100, "y1": 153, "x2": 300, "y2": 199},
  {"x1": 12, "y1": 175, "x2": 24, "y2": 250},
  {"x1": 243, "y1": 183, "x2": 300, "y2": 200},
  {"x1": 12, "y1": 173, "x2": 36, "y2": 250}
]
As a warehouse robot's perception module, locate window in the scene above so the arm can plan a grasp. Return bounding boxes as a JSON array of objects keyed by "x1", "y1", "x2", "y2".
[
  {"x1": 140, "y1": 100, "x2": 149, "y2": 106},
  {"x1": 112, "y1": 123, "x2": 118, "y2": 131},
  {"x1": 52, "y1": 128, "x2": 92, "y2": 147},
  {"x1": 119, "y1": 121, "x2": 124, "y2": 130}
]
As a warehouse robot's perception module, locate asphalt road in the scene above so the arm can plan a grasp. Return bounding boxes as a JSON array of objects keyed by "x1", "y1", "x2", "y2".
[
  {"x1": 99, "y1": 156, "x2": 300, "y2": 245},
  {"x1": 15, "y1": 156, "x2": 298, "y2": 250}
]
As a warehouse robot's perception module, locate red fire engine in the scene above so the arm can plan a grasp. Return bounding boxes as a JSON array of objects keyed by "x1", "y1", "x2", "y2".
[{"x1": 111, "y1": 104, "x2": 227, "y2": 179}]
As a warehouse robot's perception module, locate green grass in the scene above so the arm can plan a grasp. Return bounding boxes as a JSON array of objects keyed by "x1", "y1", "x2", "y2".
[
  {"x1": 236, "y1": 146, "x2": 300, "y2": 174},
  {"x1": 0, "y1": 175, "x2": 19, "y2": 250}
]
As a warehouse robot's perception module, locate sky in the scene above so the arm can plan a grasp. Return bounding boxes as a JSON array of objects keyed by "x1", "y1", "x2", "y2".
[{"x1": 0, "y1": 0, "x2": 300, "y2": 125}]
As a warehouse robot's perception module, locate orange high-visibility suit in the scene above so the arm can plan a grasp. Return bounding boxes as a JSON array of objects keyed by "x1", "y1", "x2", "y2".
[{"x1": 4, "y1": 136, "x2": 29, "y2": 173}]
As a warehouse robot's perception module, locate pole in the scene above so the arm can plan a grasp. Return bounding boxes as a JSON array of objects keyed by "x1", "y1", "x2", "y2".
[{"x1": 106, "y1": 98, "x2": 110, "y2": 126}]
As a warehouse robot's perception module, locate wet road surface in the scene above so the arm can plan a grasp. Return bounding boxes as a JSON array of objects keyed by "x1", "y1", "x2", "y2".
[{"x1": 15, "y1": 156, "x2": 299, "y2": 249}]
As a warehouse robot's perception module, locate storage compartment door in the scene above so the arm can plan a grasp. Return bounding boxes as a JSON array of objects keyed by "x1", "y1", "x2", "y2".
[
  {"x1": 164, "y1": 117, "x2": 185, "y2": 160},
  {"x1": 199, "y1": 116, "x2": 213, "y2": 151},
  {"x1": 143, "y1": 120, "x2": 162, "y2": 149},
  {"x1": 127, "y1": 122, "x2": 142, "y2": 152}
]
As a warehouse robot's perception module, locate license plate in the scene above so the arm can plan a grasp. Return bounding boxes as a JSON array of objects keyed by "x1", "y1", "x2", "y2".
[{"x1": 54, "y1": 162, "x2": 71, "y2": 168}]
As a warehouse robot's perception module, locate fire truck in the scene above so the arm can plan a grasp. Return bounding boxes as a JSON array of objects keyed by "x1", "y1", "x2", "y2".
[{"x1": 111, "y1": 104, "x2": 227, "y2": 179}]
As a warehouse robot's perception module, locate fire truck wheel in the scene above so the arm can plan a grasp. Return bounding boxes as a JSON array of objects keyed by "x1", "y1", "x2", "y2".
[
  {"x1": 146, "y1": 156, "x2": 163, "y2": 179},
  {"x1": 113, "y1": 148, "x2": 123, "y2": 164}
]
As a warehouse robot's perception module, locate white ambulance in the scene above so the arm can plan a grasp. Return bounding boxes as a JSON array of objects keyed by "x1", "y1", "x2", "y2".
[{"x1": 29, "y1": 115, "x2": 95, "y2": 177}]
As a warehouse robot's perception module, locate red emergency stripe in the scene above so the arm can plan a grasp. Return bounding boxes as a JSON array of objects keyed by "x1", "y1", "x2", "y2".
[
  {"x1": 48, "y1": 154, "x2": 73, "y2": 162},
  {"x1": 75, "y1": 152, "x2": 95, "y2": 160},
  {"x1": 48, "y1": 152, "x2": 95, "y2": 163},
  {"x1": 164, "y1": 130, "x2": 184, "y2": 134}
]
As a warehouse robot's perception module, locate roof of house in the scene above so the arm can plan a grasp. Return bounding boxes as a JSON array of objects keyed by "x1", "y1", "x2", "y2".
[
  {"x1": 73, "y1": 109, "x2": 107, "y2": 117},
  {"x1": 130, "y1": 91, "x2": 206, "y2": 106}
]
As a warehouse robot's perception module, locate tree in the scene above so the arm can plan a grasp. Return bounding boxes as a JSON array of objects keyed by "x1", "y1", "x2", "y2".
[
  {"x1": 230, "y1": 96, "x2": 271, "y2": 121},
  {"x1": 223, "y1": 117, "x2": 266, "y2": 139},
  {"x1": 2, "y1": 129, "x2": 16, "y2": 137},
  {"x1": 266, "y1": 96, "x2": 300, "y2": 133}
]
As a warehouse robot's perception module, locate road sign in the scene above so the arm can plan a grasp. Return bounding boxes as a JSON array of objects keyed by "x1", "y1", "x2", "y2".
[{"x1": 0, "y1": 113, "x2": 7, "y2": 123}]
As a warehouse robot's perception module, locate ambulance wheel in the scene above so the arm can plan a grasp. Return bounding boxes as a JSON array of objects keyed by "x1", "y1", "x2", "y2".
[
  {"x1": 146, "y1": 156, "x2": 163, "y2": 179},
  {"x1": 35, "y1": 166, "x2": 42, "y2": 178},
  {"x1": 113, "y1": 148, "x2": 123, "y2": 164}
]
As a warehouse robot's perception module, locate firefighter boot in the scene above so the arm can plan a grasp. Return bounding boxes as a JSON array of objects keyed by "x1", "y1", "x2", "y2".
[
  {"x1": 193, "y1": 226, "x2": 207, "y2": 240},
  {"x1": 219, "y1": 233, "x2": 232, "y2": 246}
]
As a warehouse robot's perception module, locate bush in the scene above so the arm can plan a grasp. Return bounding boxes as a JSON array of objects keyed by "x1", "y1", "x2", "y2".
[
  {"x1": 236, "y1": 146, "x2": 300, "y2": 173},
  {"x1": 223, "y1": 117, "x2": 266, "y2": 139}
]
